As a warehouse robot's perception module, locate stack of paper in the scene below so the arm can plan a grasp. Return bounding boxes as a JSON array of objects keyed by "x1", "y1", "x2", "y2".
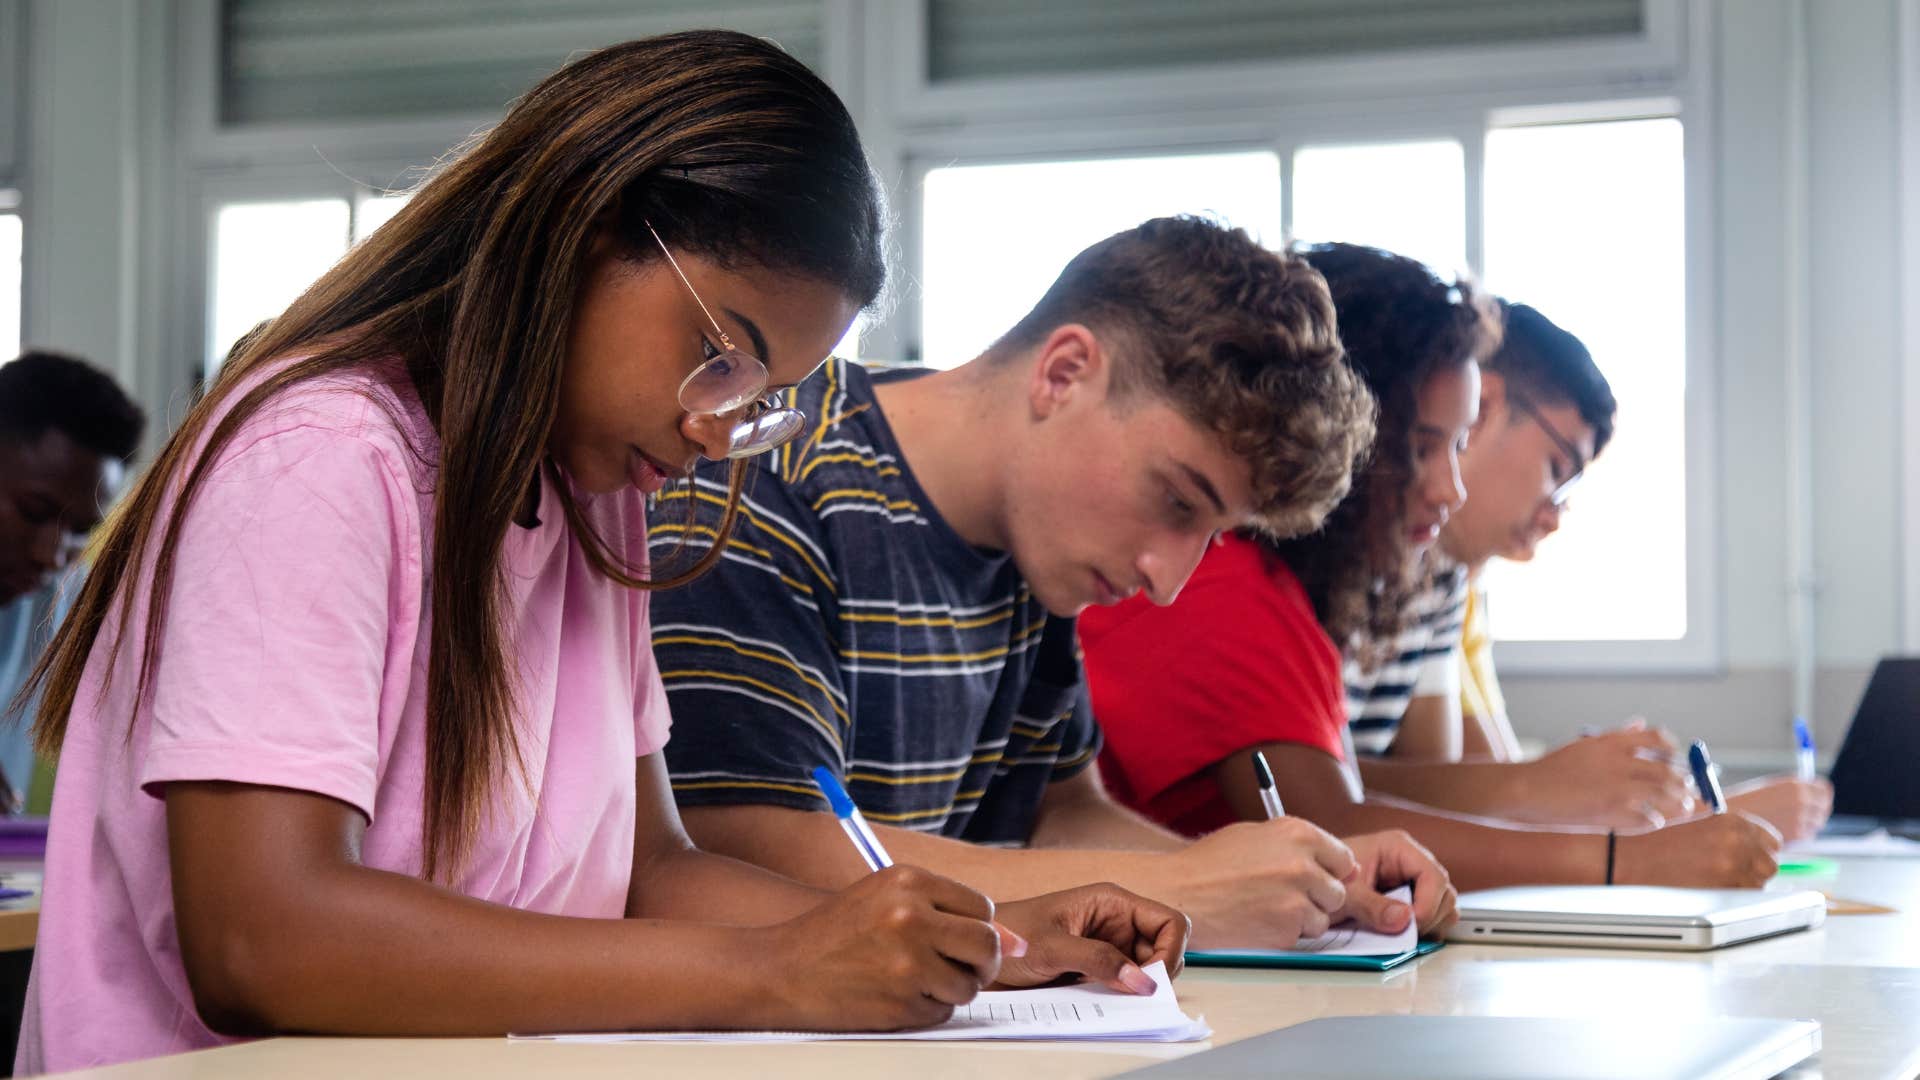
[{"x1": 511, "y1": 960, "x2": 1209, "y2": 1044}]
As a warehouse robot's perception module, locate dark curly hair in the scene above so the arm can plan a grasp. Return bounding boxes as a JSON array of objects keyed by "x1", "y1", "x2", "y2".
[
  {"x1": 992, "y1": 216, "x2": 1374, "y2": 537},
  {"x1": 1264, "y1": 243, "x2": 1501, "y2": 671}
]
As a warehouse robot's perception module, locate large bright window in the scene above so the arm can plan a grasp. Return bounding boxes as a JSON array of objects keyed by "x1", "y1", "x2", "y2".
[
  {"x1": 1291, "y1": 140, "x2": 1467, "y2": 277},
  {"x1": 0, "y1": 210, "x2": 19, "y2": 361},
  {"x1": 1480, "y1": 118, "x2": 1687, "y2": 642},
  {"x1": 209, "y1": 198, "x2": 350, "y2": 371},
  {"x1": 919, "y1": 151, "x2": 1282, "y2": 369},
  {"x1": 917, "y1": 116, "x2": 1690, "y2": 649},
  {"x1": 208, "y1": 192, "x2": 415, "y2": 372}
]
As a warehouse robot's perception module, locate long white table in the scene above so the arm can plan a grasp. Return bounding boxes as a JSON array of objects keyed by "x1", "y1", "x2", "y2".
[{"x1": 52, "y1": 856, "x2": 1920, "y2": 1079}]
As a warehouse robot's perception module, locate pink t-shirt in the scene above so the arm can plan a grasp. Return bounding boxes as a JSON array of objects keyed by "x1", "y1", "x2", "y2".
[{"x1": 17, "y1": 363, "x2": 671, "y2": 1073}]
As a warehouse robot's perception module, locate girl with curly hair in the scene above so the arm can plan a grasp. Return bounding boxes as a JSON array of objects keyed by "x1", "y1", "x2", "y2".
[{"x1": 1081, "y1": 243, "x2": 1783, "y2": 896}]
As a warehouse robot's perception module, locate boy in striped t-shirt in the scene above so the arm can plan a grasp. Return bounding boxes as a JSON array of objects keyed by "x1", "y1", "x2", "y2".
[{"x1": 653, "y1": 217, "x2": 1461, "y2": 951}]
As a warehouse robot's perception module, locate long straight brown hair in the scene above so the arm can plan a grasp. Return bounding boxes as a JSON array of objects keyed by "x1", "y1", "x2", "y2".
[{"x1": 24, "y1": 30, "x2": 886, "y2": 880}]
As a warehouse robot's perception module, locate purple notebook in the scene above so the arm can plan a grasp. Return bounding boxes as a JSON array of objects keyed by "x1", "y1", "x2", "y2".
[{"x1": 0, "y1": 816, "x2": 48, "y2": 859}]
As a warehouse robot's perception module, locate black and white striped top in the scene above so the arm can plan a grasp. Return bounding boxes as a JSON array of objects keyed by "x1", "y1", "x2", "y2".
[{"x1": 1343, "y1": 566, "x2": 1470, "y2": 755}]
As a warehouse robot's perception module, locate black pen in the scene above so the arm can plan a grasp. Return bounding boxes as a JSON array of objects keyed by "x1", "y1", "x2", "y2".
[{"x1": 1252, "y1": 750, "x2": 1285, "y2": 820}]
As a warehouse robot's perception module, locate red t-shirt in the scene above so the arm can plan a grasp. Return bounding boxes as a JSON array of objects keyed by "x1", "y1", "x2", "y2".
[{"x1": 1080, "y1": 533, "x2": 1347, "y2": 837}]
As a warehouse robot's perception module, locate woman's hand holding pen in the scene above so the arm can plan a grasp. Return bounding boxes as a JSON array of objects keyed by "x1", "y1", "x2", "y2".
[
  {"x1": 1508, "y1": 721, "x2": 1693, "y2": 829},
  {"x1": 993, "y1": 882, "x2": 1191, "y2": 995},
  {"x1": 760, "y1": 865, "x2": 1006, "y2": 1032},
  {"x1": 1613, "y1": 812, "x2": 1783, "y2": 887},
  {"x1": 1724, "y1": 776, "x2": 1834, "y2": 843}
]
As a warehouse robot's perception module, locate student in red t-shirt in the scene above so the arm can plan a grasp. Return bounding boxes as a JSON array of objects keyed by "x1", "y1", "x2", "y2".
[{"x1": 1083, "y1": 243, "x2": 1785, "y2": 891}]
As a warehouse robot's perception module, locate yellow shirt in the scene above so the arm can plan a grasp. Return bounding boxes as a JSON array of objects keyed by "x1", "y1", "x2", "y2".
[{"x1": 1457, "y1": 584, "x2": 1519, "y2": 759}]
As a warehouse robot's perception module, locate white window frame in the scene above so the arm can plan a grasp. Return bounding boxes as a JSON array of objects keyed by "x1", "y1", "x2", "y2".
[
  {"x1": 192, "y1": 165, "x2": 420, "y2": 374},
  {"x1": 1, "y1": 0, "x2": 24, "y2": 353},
  {"x1": 0, "y1": 0, "x2": 21, "y2": 193},
  {"x1": 1902, "y1": 0, "x2": 1920, "y2": 653},
  {"x1": 887, "y1": 3, "x2": 1718, "y2": 675}
]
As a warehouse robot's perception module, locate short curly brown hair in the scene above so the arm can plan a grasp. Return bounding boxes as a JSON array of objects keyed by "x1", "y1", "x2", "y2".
[{"x1": 992, "y1": 216, "x2": 1375, "y2": 537}]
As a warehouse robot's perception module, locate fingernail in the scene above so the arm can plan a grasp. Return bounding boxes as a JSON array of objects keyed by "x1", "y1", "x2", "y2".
[
  {"x1": 999, "y1": 924, "x2": 1029, "y2": 958},
  {"x1": 1120, "y1": 963, "x2": 1156, "y2": 996}
]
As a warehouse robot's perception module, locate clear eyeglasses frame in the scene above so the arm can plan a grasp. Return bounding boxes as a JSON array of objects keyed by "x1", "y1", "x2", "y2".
[
  {"x1": 645, "y1": 220, "x2": 808, "y2": 460},
  {"x1": 1506, "y1": 389, "x2": 1587, "y2": 507}
]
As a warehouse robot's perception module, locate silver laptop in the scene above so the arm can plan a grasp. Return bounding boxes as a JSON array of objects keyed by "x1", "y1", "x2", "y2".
[
  {"x1": 1447, "y1": 886, "x2": 1825, "y2": 950},
  {"x1": 1116, "y1": 1016, "x2": 1821, "y2": 1080}
]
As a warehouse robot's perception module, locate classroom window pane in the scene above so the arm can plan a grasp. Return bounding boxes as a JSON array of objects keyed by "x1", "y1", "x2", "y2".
[
  {"x1": 920, "y1": 151, "x2": 1282, "y2": 370},
  {"x1": 1480, "y1": 117, "x2": 1687, "y2": 641},
  {"x1": 1291, "y1": 140, "x2": 1467, "y2": 276},
  {"x1": 209, "y1": 198, "x2": 350, "y2": 372},
  {"x1": 353, "y1": 191, "x2": 412, "y2": 243},
  {"x1": 0, "y1": 212, "x2": 19, "y2": 362}
]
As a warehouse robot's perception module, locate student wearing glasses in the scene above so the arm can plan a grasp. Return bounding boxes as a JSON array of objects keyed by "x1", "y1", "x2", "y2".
[
  {"x1": 1082, "y1": 245, "x2": 1784, "y2": 892},
  {"x1": 651, "y1": 216, "x2": 1459, "y2": 953},
  {"x1": 18, "y1": 33, "x2": 1191, "y2": 1073},
  {"x1": 1378, "y1": 303, "x2": 1833, "y2": 842}
]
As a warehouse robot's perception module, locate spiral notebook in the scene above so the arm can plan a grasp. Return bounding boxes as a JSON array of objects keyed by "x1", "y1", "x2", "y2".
[{"x1": 510, "y1": 960, "x2": 1209, "y2": 1043}]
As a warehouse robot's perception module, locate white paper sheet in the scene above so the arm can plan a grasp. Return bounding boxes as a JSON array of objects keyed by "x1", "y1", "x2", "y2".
[
  {"x1": 1787, "y1": 830, "x2": 1920, "y2": 857},
  {"x1": 1286, "y1": 885, "x2": 1417, "y2": 956},
  {"x1": 510, "y1": 960, "x2": 1209, "y2": 1044}
]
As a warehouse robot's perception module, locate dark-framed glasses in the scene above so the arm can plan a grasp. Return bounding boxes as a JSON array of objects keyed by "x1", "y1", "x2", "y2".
[
  {"x1": 645, "y1": 220, "x2": 808, "y2": 459},
  {"x1": 1507, "y1": 390, "x2": 1587, "y2": 507}
]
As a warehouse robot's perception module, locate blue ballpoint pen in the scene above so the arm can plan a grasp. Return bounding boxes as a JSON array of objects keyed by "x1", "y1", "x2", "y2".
[
  {"x1": 811, "y1": 765, "x2": 1030, "y2": 958},
  {"x1": 1792, "y1": 717, "x2": 1817, "y2": 782},
  {"x1": 1688, "y1": 740, "x2": 1727, "y2": 814},
  {"x1": 811, "y1": 765, "x2": 894, "y2": 871}
]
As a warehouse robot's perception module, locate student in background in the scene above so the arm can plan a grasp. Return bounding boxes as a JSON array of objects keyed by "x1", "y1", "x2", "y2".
[
  {"x1": 1083, "y1": 244, "x2": 1783, "y2": 891},
  {"x1": 17, "y1": 33, "x2": 1189, "y2": 1073},
  {"x1": 0, "y1": 351, "x2": 145, "y2": 814},
  {"x1": 652, "y1": 217, "x2": 1458, "y2": 951},
  {"x1": 1381, "y1": 302, "x2": 1832, "y2": 841}
]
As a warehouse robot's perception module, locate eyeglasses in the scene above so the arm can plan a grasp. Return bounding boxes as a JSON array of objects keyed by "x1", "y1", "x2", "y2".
[
  {"x1": 1506, "y1": 390, "x2": 1587, "y2": 507},
  {"x1": 645, "y1": 221, "x2": 807, "y2": 459}
]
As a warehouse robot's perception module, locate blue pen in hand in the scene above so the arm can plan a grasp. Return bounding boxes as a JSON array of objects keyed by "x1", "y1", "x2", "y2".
[
  {"x1": 1792, "y1": 717, "x2": 1817, "y2": 782},
  {"x1": 811, "y1": 765, "x2": 894, "y2": 871},
  {"x1": 811, "y1": 765, "x2": 1028, "y2": 958},
  {"x1": 1688, "y1": 740, "x2": 1727, "y2": 814}
]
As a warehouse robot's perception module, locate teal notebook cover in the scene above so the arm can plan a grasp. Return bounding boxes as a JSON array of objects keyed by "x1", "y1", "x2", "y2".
[{"x1": 1185, "y1": 938, "x2": 1443, "y2": 972}]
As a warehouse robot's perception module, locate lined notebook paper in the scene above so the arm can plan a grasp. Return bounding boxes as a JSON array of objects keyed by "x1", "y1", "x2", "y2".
[{"x1": 511, "y1": 960, "x2": 1208, "y2": 1043}]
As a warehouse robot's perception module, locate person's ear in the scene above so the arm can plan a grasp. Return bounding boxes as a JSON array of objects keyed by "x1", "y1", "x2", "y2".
[
  {"x1": 1472, "y1": 369, "x2": 1508, "y2": 436},
  {"x1": 1027, "y1": 324, "x2": 1106, "y2": 419}
]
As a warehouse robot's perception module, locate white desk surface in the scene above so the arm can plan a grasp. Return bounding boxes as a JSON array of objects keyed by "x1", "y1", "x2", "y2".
[{"x1": 51, "y1": 856, "x2": 1920, "y2": 1080}]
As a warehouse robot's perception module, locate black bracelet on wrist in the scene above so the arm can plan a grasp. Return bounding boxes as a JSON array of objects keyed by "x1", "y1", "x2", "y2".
[{"x1": 1605, "y1": 829, "x2": 1618, "y2": 885}]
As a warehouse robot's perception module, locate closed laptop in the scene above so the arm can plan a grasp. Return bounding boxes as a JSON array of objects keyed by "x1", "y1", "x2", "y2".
[{"x1": 1445, "y1": 886, "x2": 1825, "y2": 950}]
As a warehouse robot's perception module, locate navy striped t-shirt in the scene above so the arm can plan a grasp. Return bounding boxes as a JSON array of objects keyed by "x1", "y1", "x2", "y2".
[{"x1": 651, "y1": 358, "x2": 1100, "y2": 844}]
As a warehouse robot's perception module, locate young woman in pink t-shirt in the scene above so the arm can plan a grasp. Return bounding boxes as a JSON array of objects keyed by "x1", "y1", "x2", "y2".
[{"x1": 15, "y1": 32, "x2": 1187, "y2": 1072}]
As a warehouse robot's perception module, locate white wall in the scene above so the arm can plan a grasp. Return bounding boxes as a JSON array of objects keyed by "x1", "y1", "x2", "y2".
[{"x1": 19, "y1": 0, "x2": 181, "y2": 444}]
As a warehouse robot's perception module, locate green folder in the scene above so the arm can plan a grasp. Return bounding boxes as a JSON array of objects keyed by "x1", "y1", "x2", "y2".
[{"x1": 1185, "y1": 939, "x2": 1444, "y2": 972}]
